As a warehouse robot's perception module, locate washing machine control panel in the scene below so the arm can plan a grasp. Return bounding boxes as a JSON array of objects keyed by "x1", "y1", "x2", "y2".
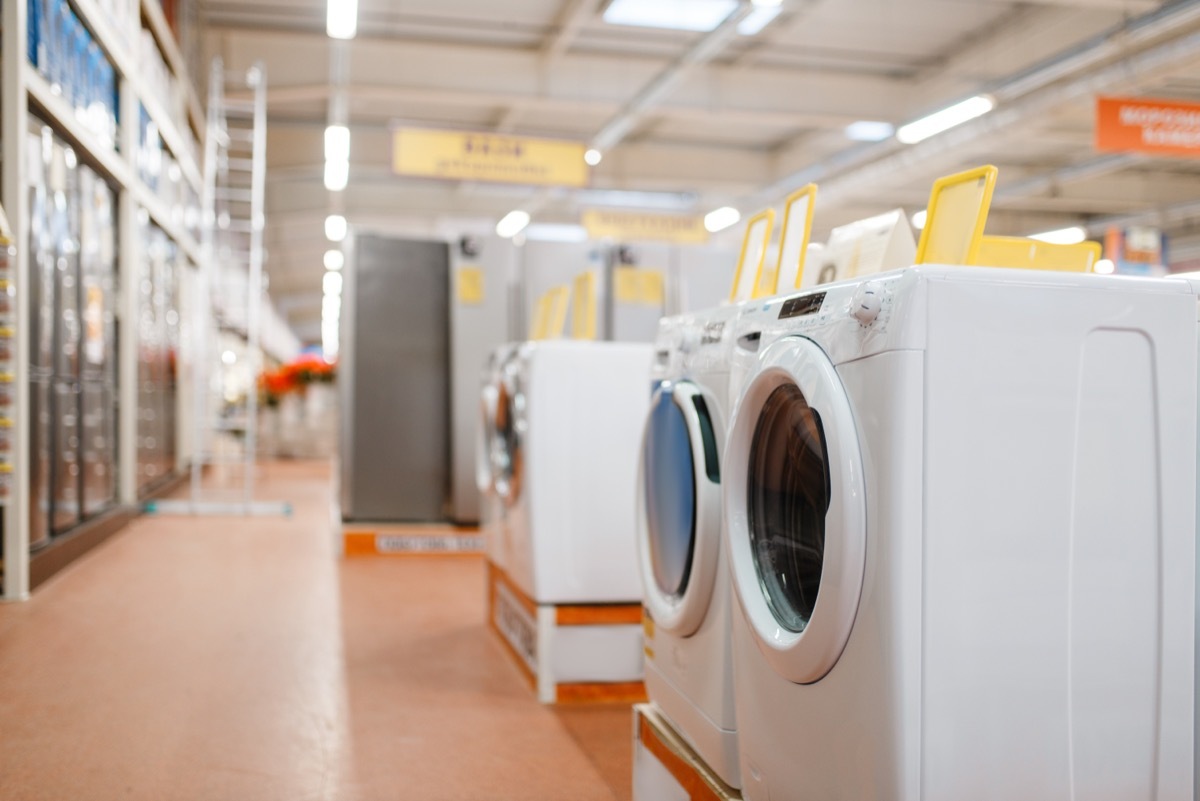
[
  {"x1": 850, "y1": 281, "x2": 884, "y2": 325},
  {"x1": 769, "y1": 277, "x2": 898, "y2": 332},
  {"x1": 778, "y1": 292, "x2": 827, "y2": 319}
]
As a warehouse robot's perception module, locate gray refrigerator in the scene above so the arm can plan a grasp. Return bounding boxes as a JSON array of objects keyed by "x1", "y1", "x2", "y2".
[{"x1": 340, "y1": 235, "x2": 451, "y2": 523}]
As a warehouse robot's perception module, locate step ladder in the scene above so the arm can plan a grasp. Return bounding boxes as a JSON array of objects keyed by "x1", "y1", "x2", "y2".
[{"x1": 149, "y1": 59, "x2": 289, "y2": 518}]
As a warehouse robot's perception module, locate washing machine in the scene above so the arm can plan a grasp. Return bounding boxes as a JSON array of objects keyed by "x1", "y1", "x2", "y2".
[
  {"x1": 723, "y1": 266, "x2": 1196, "y2": 801},
  {"x1": 477, "y1": 342, "x2": 520, "y2": 570},
  {"x1": 638, "y1": 305, "x2": 742, "y2": 789},
  {"x1": 499, "y1": 339, "x2": 654, "y2": 603}
]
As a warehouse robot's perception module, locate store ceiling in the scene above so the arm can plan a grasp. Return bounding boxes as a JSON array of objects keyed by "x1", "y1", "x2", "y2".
[{"x1": 199, "y1": 0, "x2": 1200, "y2": 342}]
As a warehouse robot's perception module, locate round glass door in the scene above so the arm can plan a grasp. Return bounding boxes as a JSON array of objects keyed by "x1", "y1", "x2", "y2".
[
  {"x1": 747, "y1": 383, "x2": 829, "y2": 633},
  {"x1": 724, "y1": 336, "x2": 866, "y2": 684},
  {"x1": 638, "y1": 380, "x2": 723, "y2": 635},
  {"x1": 492, "y1": 367, "x2": 524, "y2": 505}
]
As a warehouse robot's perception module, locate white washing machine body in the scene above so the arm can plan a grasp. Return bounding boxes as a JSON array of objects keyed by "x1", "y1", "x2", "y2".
[
  {"x1": 724, "y1": 266, "x2": 1197, "y2": 801},
  {"x1": 478, "y1": 342, "x2": 521, "y2": 570},
  {"x1": 499, "y1": 340, "x2": 654, "y2": 603},
  {"x1": 639, "y1": 304, "x2": 742, "y2": 788}
]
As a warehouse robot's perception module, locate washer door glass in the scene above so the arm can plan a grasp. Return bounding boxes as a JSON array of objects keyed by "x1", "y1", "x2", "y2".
[
  {"x1": 747, "y1": 383, "x2": 830, "y2": 633},
  {"x1": 643, "y1": 385, "x2": 697, "y2": 598},
  {"x1": 493, "y1": 379, "x2": 523, "y2": 503}
]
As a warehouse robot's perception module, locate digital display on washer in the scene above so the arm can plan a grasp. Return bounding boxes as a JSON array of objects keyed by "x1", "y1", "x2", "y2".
[{"x1": 779, "y1": 292, "x2": 826, "y2": 319}]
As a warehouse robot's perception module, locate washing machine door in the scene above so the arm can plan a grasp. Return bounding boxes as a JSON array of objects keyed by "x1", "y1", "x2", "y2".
[
  {"x1": 492, "y1": 363, "x2": 524, "y2": 506},
  {"x1": 637, "y1": 380, "x2": 723, "y2": 636},
  {"x1": 476, "y1": 375, "x2": 500, "y2": 495},
  {"x1": 724, "y1": 335, "x2": 866, "y2": 684}
]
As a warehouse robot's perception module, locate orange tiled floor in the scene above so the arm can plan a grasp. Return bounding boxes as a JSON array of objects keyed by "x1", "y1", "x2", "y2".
[{"x1": 0, "y1": 461, "x2": 632, "y2": 801}]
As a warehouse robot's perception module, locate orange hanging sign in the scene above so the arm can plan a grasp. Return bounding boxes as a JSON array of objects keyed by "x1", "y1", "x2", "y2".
[{"x1": 1096, "y1": 96, "x2": 1200, "y2": 158}]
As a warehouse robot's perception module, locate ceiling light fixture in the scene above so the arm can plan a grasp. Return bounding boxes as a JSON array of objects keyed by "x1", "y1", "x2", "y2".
[
  {"x1": 324, "y1": 160, "x2": 349, "y2": 192},
  {"x1": 603, "y1": 0, "x2": 737, "y2": 32},
  {"x1": 325, "y1": 214, "x2": 348, "y2": 242},
  {"x1": 323, "y1": 271, "x2": 343, "y2": 296},
  {"x1": 324, "y1": 250, "x2": 344, "y2": 271},
  {"x1": 911, "y1": 210, "x2": 927, "y2": 230},
  {"x1": 738, "y1": 5, "x2": 781, "y2": 35},
  {"x1": 496, "y1": 210, "x2": 531, "y2": 239},
  {"x1": 1030, "y1": 226, "x2": 1087, "y2": 245},
  {"x1": 845, "y1": 120, "x2": 896, "y2": 142},
  {"x1": 525, "y1": 223, "x2": 589, "y2": 243},
  {"x1": 704, "y1": 206, "x2": 740, "y2": 233},
  {"x1": 896, "y1": 95, "x2": 995, "y2": 145},
  {"x1": 584, "y1": 148, "x2": 603, "y2": 166},
  {"x1": 327, "y1": 0, "x2": 358, "y2": 40},
  {"x1": 1093, "y1": 259, "x2": 1115, "y2": 274},
  {"x1": 324, "y1": 125, "x2": 350, "y2": 192}
]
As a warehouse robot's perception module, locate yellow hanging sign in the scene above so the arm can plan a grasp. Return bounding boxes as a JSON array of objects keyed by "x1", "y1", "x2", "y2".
[
  {"x1": 614, "y1": 268, "x2": 665, "y2": 307},
  {"x1": 457, "y1": 266, "x2": 485, "y2": 305},
  {"x1": 392, "y1": 127, "x2": 589, "y2": 187},
  {"x1": 581, "y1": 210, "x2": 708, "y2": 244}
]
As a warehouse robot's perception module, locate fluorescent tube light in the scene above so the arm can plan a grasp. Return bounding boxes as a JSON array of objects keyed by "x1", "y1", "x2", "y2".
[
  {"x1": 324, "y1": 250, "x2": 344, "y2": 271},
  {"x1": 324, "y1": 125, "x2": 350, "y2": 191},
  {"x1": 603, "y1": 0, "x2": 737, "y2": 32},
  {"x1": 1094, "y1": 259, "x2": 1115, "y2": 274},
  {"x1": 584, "y1": 148, "x2": 603, "y2": 166},
  {"x1": 525, "y1": 223, "x2": 589, "y2": 243},
  {"x1": 1030, "y1": 226, "x2": 1086, "y2": 245},
  {"x1": 896, "y1": 95, "x2": 995, "y2": 145},
  {"x1": 325, "y1": 125, "x2": 350, "y2": 161},
  {"x1": 911, "y1": 210, "x2": 927, "y2": 229},
  {"x1": 738, "y1": 5, "x2": 781, "y2": 35},
  {"x1": 327, "y1": 0, "x2": 358, "y2": 39},
  {"x1": 323, "y1": 271, "x2": 343, "y2": 296},
  {"x1": 325, "y1": 214, "x2": 348, "y2": 242},
  {"x1": 704, "y1": 206, "x2": 740, "y2": 233},
  {"x1": 496, "y1": 210, "x2": 531, "y2": 239},
  {"x1": 845, "y1": 120, "x2": 895, "y2": 142},
  {"x1": 324, "y1": 159, "x2": 349, "y2": 192}
]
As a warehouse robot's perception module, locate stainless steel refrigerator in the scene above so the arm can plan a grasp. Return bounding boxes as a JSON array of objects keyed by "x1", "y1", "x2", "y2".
[{"x1": 340, "y1": 235, "x2": 451, "y2": 523}]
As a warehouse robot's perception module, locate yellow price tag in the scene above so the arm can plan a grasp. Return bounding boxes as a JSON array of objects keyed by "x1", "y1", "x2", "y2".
[{"x1": 457, "y1": 266, "x2": 485, "y2": 305}]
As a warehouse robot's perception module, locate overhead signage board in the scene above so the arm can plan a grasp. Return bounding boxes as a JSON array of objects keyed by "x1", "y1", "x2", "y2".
[
  {"x1": 1096, "y1": 96, "x2": 1200, "y2": 158},
  {"x1": 392, "y1": 127, "x2": 589, "y2": 187},
  {"x1": 581, "y1": 209, "x2": 708, "y2": 244}
]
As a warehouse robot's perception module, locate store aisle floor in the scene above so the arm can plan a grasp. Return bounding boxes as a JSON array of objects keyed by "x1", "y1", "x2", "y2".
[{"x1": 0, "y1": 461, "x2": 633, "y2": 801}]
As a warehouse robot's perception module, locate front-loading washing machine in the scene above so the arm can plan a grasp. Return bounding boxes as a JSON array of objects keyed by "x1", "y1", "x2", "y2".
[
  {"x1": 638, "y1": 304, "x2": 742, "y2": 789},
  {"x1": 478, "y1": 342, "x2": 521, "y2": 571},
  {"x1": 498, "y1": 339, "x2": 654, "y2": 603},
  {"x1": 723, "y1": 266, "x2": 1197, "y2": 801}
]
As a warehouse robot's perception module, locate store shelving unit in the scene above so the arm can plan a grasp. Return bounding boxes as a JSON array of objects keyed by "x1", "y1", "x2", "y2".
[{"x1": 1, "y1": 0, "x2": 206, "y2": 600}]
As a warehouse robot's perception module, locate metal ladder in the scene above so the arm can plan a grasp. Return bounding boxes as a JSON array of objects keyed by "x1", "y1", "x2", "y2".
[{"x1": 150, "y1": 59, "x2": 288, "y2": 517}]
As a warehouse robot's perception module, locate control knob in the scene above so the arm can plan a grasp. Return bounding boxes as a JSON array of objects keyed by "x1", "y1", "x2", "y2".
[{"x1": 850, "y1": 281, "x2": 884, "y2": 325}]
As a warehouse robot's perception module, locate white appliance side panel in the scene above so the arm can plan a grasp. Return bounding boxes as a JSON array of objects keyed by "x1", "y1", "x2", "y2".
[
  {"x1": 733, "y1": 350, "x2": 925, "y2": 801},
  {"x1": 921, "y1": 279, "x2": 1196, "y2": 801},
  {"x1": 449, "y1": 237, "x2": 515, "y2": 524},
  {"x1": 526, "y1": 342, "x2": 654, "y2": 603},
  {"x1": 551, "y1": 623, "x2": 645, "y2": 683}
]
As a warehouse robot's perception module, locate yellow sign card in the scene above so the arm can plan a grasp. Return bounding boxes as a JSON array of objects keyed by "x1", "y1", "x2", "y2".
[
  {"x1": 457, "y1": 266, "x2": 485, "y2": 305},
  {"x1": 392, "y1": 128, "x2": 588, "y2": 187},
  {"x1": 571, "y1": 271, "x2": 598, "y2": 340},
  {"x1": 582, "y1": 210, "x2": 708, "y2": 244},
  {"x1": 614, "y1": 268, "x2": 665, "y2": 307}
]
